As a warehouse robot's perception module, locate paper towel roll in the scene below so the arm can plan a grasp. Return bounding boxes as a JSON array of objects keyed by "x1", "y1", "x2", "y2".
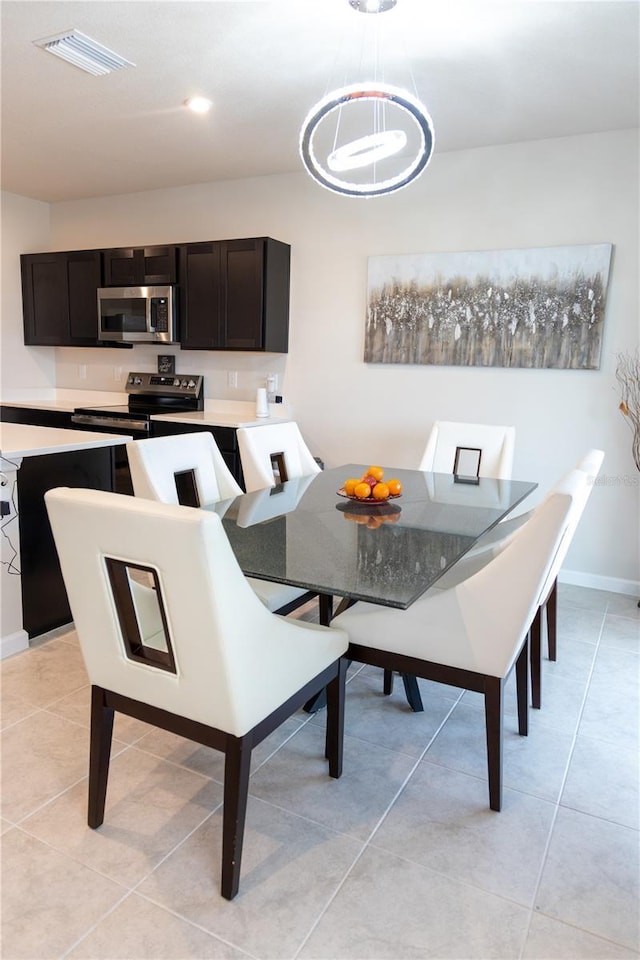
[{"x1": 255, "y1": 387, "x2": 269, "y2": 418}]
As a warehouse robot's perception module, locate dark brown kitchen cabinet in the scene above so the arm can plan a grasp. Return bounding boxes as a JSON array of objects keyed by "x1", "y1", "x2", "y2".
[
  {"x1": 178, "y1": 241, "x2": 221, "y2": 350},
  {"x1": 21, "y1": 250, "x2": 103, "y2": 346},
  {"x1": 103, "y1": 245, "x2": 177, "y2": 286},
  {"x1": 179, "y1": 237, "x2": 290, "y2": 352},
  {"x1": 1, "y1": 405, "x2": 74, "y2": 429},
  {"x1": 16, "y1": 445, "x2": 117, "y2": 638}
]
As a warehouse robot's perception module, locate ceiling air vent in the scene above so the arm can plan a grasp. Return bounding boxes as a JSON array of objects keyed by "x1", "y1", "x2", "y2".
[{"x1": 34, "y1": 29, "x2": 135, "y2": 76}]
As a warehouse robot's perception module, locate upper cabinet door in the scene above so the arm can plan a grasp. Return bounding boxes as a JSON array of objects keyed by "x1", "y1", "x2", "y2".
[
  {"x1": 66, "y1": 250, "x2": 103, "y2": 343},
  {"x1": 21, "y1": 253, "x2": 68, "y2": 345},
  {"x1": 141, "y1": 246, "x2": 177, "y2": 284},
  {"x1": 103, "y1": 246, "x2": 177, "y2": 286},
  {"x1": 178, "y1": 242, "x2": 222, "y2": 350},
  {"x1": 220, "y1": 238, "x2": 290, "y2": 352},
  {"x1": 220, "y1": 239, "x2": 265, "y2": 350},
  {"x1": 21, "y1": 250, "x2": 103, "y2": 346}
]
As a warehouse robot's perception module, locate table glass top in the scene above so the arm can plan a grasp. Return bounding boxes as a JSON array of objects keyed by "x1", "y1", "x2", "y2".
[{"x1": 217, "y1": 465, "x2": 537, "y2": 610}]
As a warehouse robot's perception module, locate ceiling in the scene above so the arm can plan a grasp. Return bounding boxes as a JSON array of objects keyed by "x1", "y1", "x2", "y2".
[{"x1": 1, "y1": 0, "x2": 638, "y2": 204}]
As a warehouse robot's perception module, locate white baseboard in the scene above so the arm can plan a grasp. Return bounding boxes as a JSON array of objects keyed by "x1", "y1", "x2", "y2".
[
  {"x1": 559, "y1": 569, "x2": 640, "y2": 596},
  {"x1": 1, "y1": 629, "x2": 29, "y2": 660}
]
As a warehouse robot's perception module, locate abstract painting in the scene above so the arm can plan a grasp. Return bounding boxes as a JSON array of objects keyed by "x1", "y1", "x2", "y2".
[{"x1": 365, "y1": 243, "x2": 612, "y2": 369}]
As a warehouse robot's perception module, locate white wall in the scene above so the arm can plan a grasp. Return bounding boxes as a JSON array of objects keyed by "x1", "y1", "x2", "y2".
[
  {"x1": 12, "y1": 129, "x2": 640, "y2": 589},
  {"x1": 1, "y1": 191, "x2": 55, "y2": 393}
]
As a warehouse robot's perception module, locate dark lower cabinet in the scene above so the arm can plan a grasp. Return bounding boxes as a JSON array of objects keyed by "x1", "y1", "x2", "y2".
[
  {"x1": 1, "y1": 406, "x2": 74, "y2": 429},
  {"x1": 21, "y1": 250, "x2": 102, "y2": 346},
  {"x1": 17, "y1": 446, "x2": 116, "y2": 637},
  {"x1": 151, "y1": 420, "x2": 243, "y2": 487}
]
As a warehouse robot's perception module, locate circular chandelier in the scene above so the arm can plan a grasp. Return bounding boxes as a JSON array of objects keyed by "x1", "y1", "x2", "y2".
[
  {"x1": 299, "y1": 83, "x2": 434, "y2": 199},
  {"x1": 299, "y1": 0, "x2": 434, "y2": 198}
]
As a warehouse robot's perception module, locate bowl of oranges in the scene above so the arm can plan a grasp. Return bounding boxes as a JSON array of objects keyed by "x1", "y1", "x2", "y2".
[{"x1": 338, "y1": 466, "x2": 403, "y2": 505}]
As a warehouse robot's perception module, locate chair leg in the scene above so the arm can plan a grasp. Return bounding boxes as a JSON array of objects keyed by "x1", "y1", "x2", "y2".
[
  {"x1": 88, "y1": 685, "x2": 114, "y2": 829},
  {"x1": 325, "y1": 659, "x2": 347, "y2": 778},
  {"x1": 529, "y1": 608, "x2": 542, "y2": 710},
  {"x1": 546, "y1": 579, "x2": 558, "y2": 661},
  {"x1": 382, "y1": 670, "x2": 423, "y2": 711},
  {"x1": 516, "y1": 639, "x2": 529, "y2": 736},
  {"x1": 484, "y1": 677, "x2": 504, "y2": 812},
  {"x1": 303, "y1": 593, "x2": 335, "y2": 714},
  {"x1": 221, "y1": 736, "x2": 252, "y2": 901},
  {"x1": 401, "y1": 674, "x2": 424, "y2": 712},
  {"x1": 318, "y1": 593, "x2": 333, "y2": 626}
]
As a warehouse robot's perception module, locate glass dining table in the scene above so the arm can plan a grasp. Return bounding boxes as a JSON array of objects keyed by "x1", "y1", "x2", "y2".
[
  {"x1": 211, "y1": 462, "x2": 537, "y2": 614},
  {"x1": 208, "y1": 464, "x2": 537, "y2": 711}
]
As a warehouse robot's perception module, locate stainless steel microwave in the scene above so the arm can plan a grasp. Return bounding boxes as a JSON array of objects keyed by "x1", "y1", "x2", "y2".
[{"x1": 97, "y1": 285, "x2": 178, "y2": 343}]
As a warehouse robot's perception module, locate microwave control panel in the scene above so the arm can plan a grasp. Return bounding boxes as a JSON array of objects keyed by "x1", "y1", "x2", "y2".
[{"x1": 151, "y1": 297, "x2": 169, "y2": 332}]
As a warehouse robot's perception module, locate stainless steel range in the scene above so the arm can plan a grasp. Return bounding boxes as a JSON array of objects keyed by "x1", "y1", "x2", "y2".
[{"x1": 71, "y1": 372, "x2": 204, "y2": 492}]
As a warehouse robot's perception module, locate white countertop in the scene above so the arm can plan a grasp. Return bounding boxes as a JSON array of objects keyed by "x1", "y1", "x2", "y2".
[
  {"x1": 152, "y1": 400, "x2": 291, "y2": 429},
  {"x1": 1, "y1": 391, "x2": 291, "y2": 429},
  {"x1": 1, "y1": 388, "x2": 129, "y2": 412},
  {"x1": 0, "y1": 423, "x2": 132, "y2": 460}
]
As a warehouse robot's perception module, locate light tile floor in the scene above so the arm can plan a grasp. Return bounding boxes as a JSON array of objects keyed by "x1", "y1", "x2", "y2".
[{"x1": 1, "y1": 585, "x2": 638, "y2": 959}]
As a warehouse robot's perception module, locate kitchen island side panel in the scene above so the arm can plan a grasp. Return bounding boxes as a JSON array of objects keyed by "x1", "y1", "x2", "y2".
[{"x1": 17, "y1": 446, "x2": 116, "y2": 637}]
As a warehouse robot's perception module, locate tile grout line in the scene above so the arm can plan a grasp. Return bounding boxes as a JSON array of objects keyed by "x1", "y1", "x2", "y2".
[
  {"x1": 516, "y1": 601, "x2": 608, "y2": 959},
  {"x1": 293, "y1": 689, "x2": 465, "y2": 959}
]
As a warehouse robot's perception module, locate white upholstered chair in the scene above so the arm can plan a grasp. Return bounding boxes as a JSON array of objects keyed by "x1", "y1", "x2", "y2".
[
  {"x1": 385, "y1": 419, "x2": 516, "y2": 709},
  {"x1": 333, "y1": 491, "x2": 574, "y2": 811},
  {"x1": 527, "y1": 449, "x2": 604, "y2": 700},
  {"x1": 45, "y1": 487, "x2": 348, "y2": 900},
  {"x1": 127, "y1": 430, "x2": 241, "y2": 506},
  {"x1": 420, "y1": 450, "x2": 605, "y2": 709},
  {"x1": 127, "y1": 433, "x2": 315, "y2": 616},
  {"x1": 419, "y1": 420, "x2": 516, "y2": 480},
  {"x1": 237, "y1": 422, "x2": 321, "y2": 493}
]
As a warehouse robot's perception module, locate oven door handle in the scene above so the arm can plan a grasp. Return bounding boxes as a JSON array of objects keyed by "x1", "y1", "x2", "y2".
[{"x1": 71, "y1": 414, "x2": 149, "y2": 432}]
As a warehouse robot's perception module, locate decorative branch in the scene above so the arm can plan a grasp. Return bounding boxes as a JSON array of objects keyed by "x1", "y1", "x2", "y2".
[{"x1": 615, "y1": 350, "x2": 640, "y2": 472}]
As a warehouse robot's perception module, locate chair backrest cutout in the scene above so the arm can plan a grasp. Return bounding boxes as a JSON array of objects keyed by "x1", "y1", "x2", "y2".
[
  {"x1": 270, "y1": 452, "x2": 288, "y2": 484},
  {"x1": 105, "y1": 559, "x2": 176, "y2": 673},
  {"x1": 172, "y1": 468, "x2": 201, "y2": 507},
  {"x1": 453, "y1": 446, "x2": 482, "y2": 481}
]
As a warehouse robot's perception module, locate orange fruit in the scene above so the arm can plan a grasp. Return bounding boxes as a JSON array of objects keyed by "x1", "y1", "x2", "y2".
[
  {"x1": 344, "y1": 478, "x2": 360, "y2": 496},
  {"x1": 366, "y1": 465, "x2": 384, "y2": 482},
  {"x1": 387, "y1": 479, "x2": 402, "y2": 496},
  {"x1": 372, "y1": 482, "x2": 390, "y2": 500},
  {"x1": 354, "y1": 482, "x2": 373, "y2": 500}
]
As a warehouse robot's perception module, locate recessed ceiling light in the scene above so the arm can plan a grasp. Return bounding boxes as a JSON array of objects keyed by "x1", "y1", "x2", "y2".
[
  {"x1": 185, "y1": 97, "x2": 212, "y2": 114},
  {"x1": 34, "y1": 29, "x2": 134, "y2": 76}
]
